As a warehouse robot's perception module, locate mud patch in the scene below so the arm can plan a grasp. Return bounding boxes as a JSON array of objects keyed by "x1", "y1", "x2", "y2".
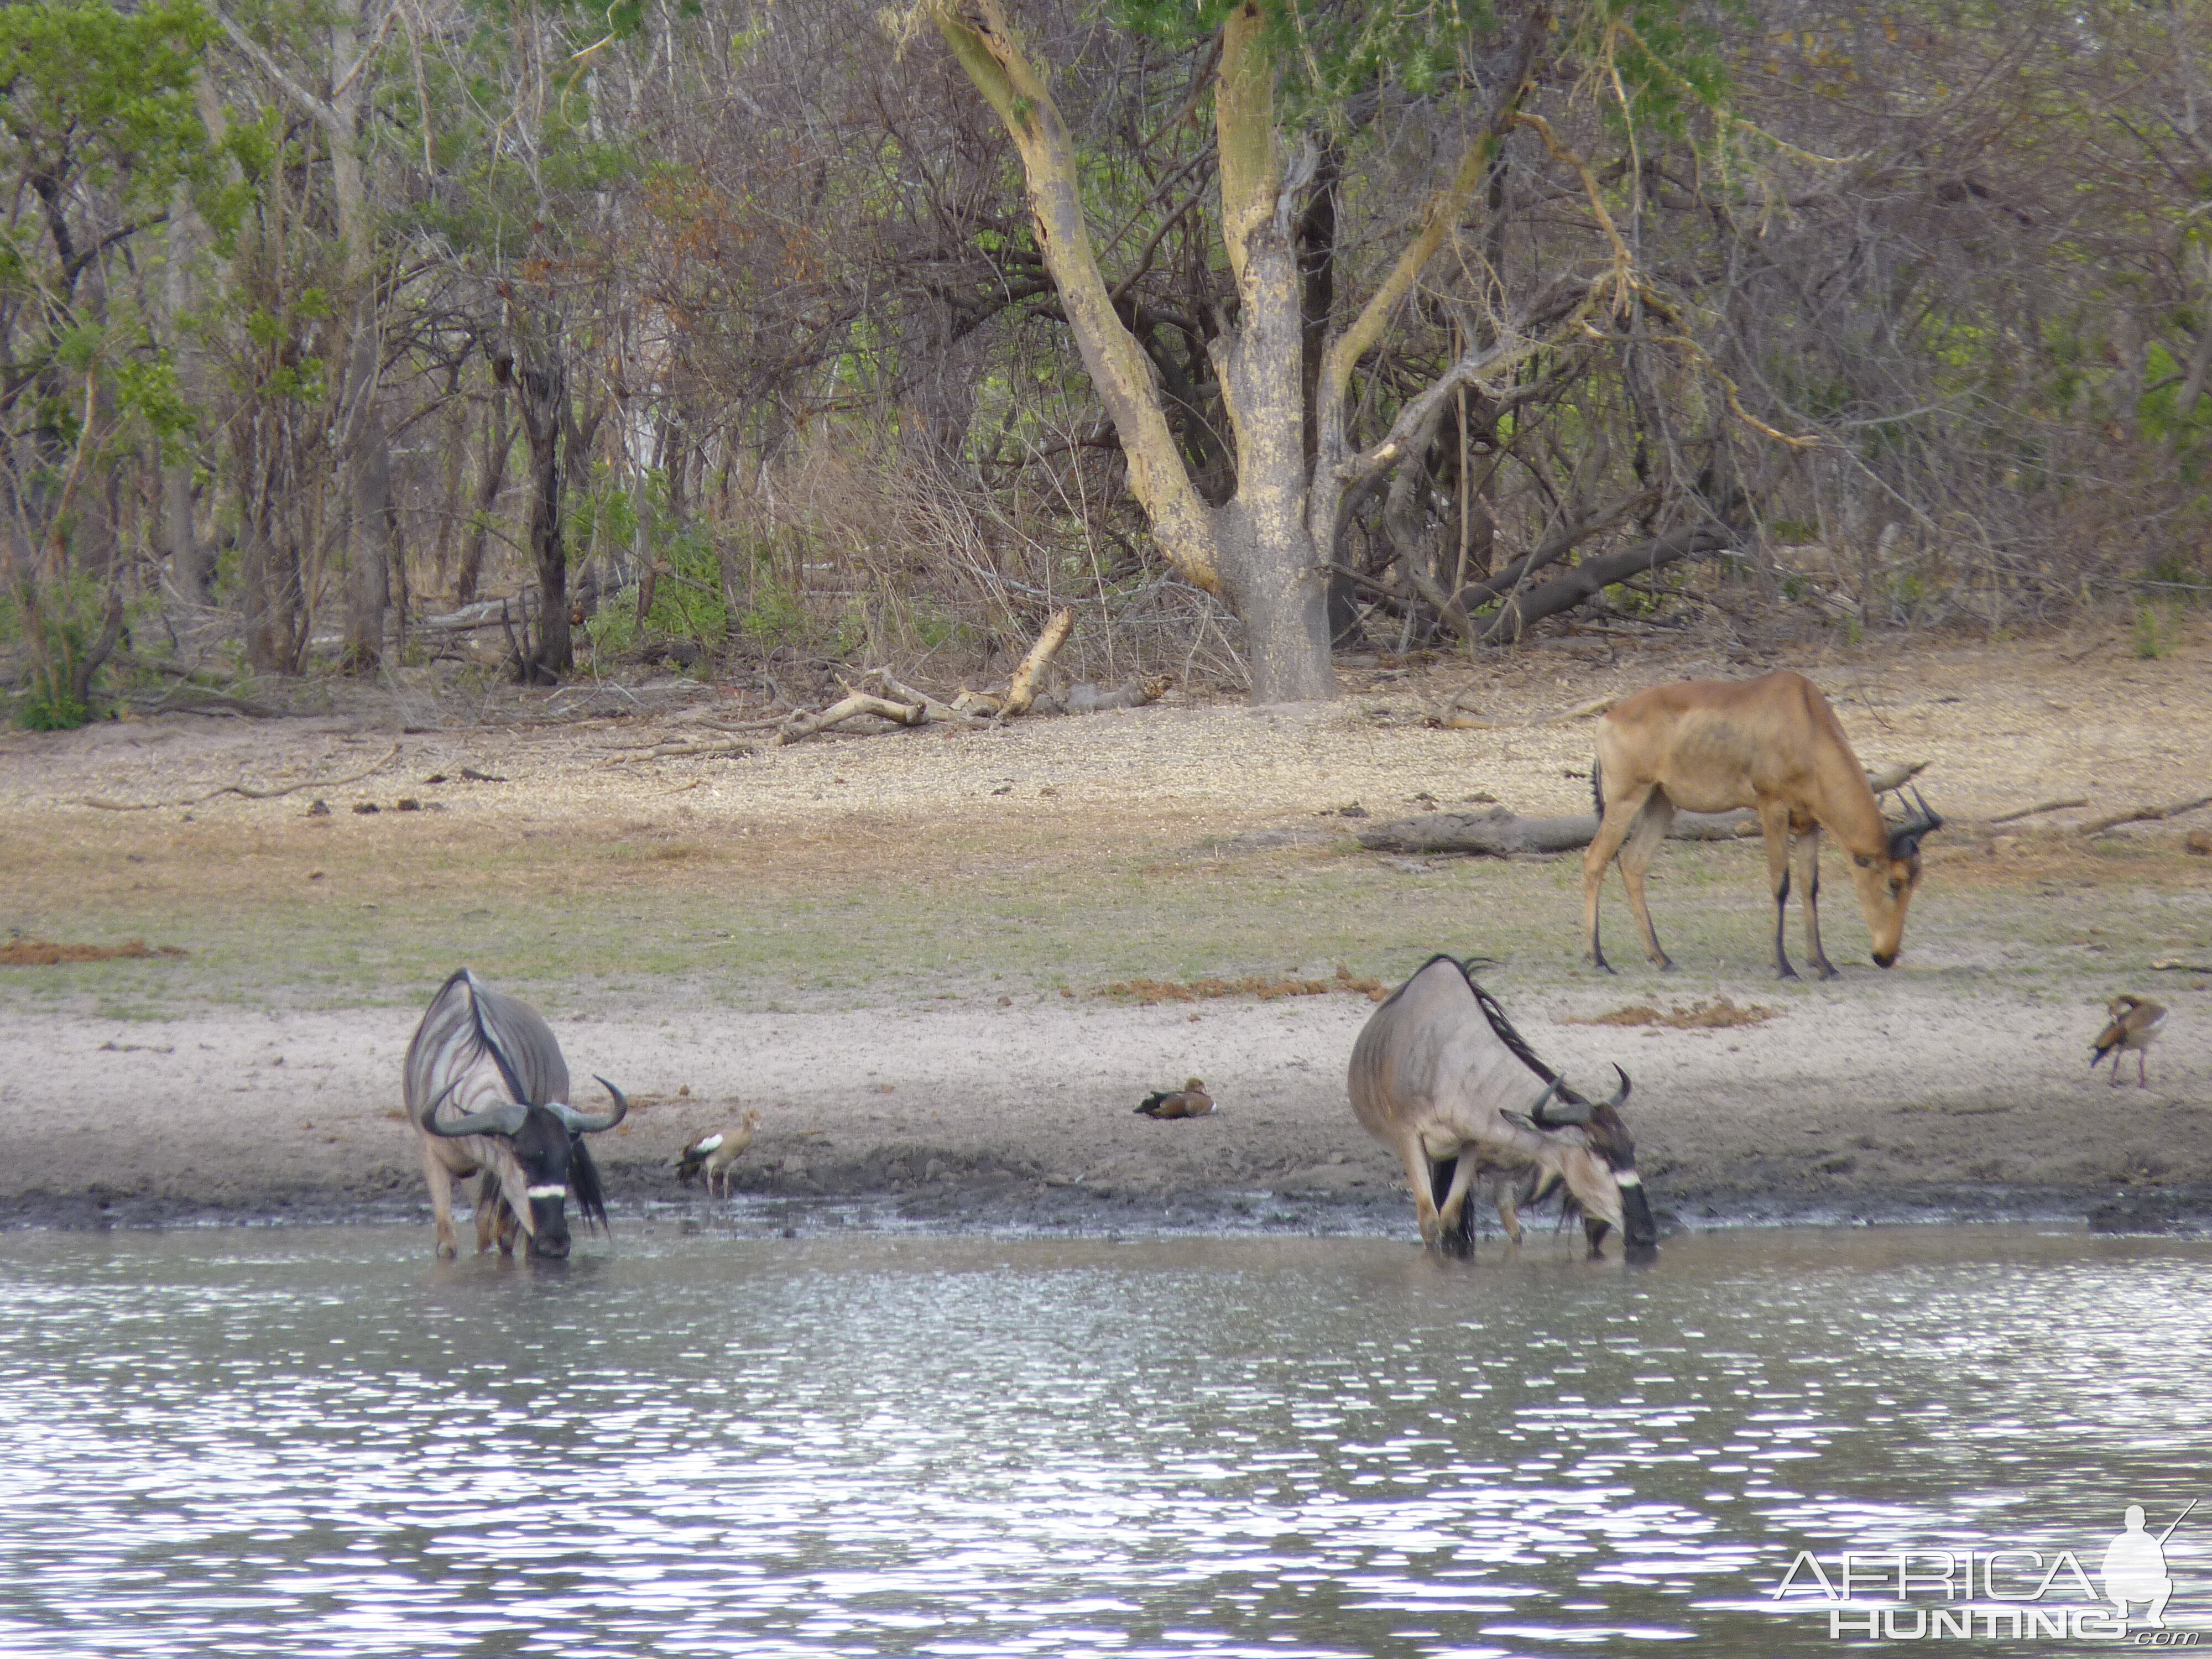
[
  {"x1": 1097, "y1": 965, "x2": 1391, "y2": 1005},
  {"x1": 1571, "y1": 997, "x2": 1778, "y2": 1030},
  {"x1": 0, "y1": 938, "x2": 188, "y2": 966}
]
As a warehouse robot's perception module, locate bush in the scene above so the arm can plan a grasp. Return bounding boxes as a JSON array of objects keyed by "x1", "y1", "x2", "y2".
[{"x1": 3, "y1": 575, "x2": 122, "y2": 730}]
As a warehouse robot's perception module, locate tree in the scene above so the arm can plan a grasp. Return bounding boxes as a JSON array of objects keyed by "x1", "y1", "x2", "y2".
[{"x1": 927, "y1": 0, "x2": 1726, "y2": 699}]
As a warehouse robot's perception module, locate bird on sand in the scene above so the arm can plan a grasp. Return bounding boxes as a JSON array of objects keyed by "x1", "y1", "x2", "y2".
[
  {"x1": 676, "y1": 1108, "x2": 761, "y2": 1197},
  {"x1": 2091, "y1": 997, "x2": 2167, "y2": 1088},
  {"x1": 1135, "y1": 1079, "x2": 1214, "y2": 1119}
]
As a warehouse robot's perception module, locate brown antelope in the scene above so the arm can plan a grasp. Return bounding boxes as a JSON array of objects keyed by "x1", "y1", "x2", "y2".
[{"x1": 1584, "y1": 671, "x2": 1942, "y2": 979}]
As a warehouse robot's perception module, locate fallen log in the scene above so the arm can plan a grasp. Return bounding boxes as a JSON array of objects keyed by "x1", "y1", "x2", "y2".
[
  {"x1": 2079, "y1": 795, "x2": 2212, "y2": 836},
  {"x1": 1357, "y1": 805, "x2": 1759, "y2": 856},
  {"x1": 1989, "y1": 795, "x2": 2088, "y2": 825},
  {"x1": 1000, "y1": 607, "x2": 1074, "y2": 717},
  {"x1": 864, "y1": 669, "x2": 988, "y2": 727},
  {"x1": 776, "y1": 692, "x2": 924, "y2": 745}
]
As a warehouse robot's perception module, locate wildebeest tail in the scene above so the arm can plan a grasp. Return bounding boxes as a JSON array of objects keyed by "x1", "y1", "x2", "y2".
[{"x1": 570, "y1": 1140, "x2": 611, "y2": 1232}]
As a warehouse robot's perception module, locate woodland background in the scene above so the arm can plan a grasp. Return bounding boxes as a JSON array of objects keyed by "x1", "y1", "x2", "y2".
[{"x1": 5, "y1": 0, "x2": 2211, "y2": 726}]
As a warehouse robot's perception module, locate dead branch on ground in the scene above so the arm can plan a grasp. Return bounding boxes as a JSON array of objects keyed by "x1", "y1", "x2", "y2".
[
  {"x1": 78, "y1": 744, "x2": 402, "y2": 811},
  {"x1": 2079, "y1": 795, "x2": 2212, "y2": 836},
  {"x1": 1358, "y1": 805, "x2": 1759, "y2": 855},
  {"x1": 777, "y1": 692, "x2": 925, "y2": 745},
  {"x1": 1989, "y1": 795, "x2": 2089, "y2": 824}
]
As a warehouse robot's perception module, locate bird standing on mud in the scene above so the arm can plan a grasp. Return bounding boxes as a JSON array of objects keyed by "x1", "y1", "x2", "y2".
[
  {"x1": 1135, "y1": 1079, "x2": 1214, "y2": 1119},
  {"x1": 677, "y1": 1108, "x2": 761, "y2": 1196},
  {"x1": 2091, "y1": 997, "x2": 2166, "y2": 1088}
]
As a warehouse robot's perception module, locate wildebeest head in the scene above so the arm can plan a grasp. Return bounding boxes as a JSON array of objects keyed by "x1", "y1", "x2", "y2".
[
  {"x1": 424, "y1": 1077, "x2": 629, "y2": 1258},
  {"x1": 1525, "y1": 1067, "x2": 1658, "y2": 1259}
]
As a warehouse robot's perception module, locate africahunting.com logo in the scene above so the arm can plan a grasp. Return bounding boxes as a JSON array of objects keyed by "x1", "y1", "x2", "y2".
[{"x1": 1771, "y1": 1501, "x2": 2203, "y2": 1644}]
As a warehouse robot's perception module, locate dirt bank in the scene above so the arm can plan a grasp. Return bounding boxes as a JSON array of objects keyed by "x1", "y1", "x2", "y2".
[{"x1": 2, "y1": 624, "x2": 2208, "y2": 1239}]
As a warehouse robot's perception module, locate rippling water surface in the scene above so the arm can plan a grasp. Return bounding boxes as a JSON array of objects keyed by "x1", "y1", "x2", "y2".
[{"x1": 1, "y1": 1225, "x2": 2209, "y2": 1657}]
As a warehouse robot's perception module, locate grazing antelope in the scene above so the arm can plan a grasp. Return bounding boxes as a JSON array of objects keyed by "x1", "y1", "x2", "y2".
[
  {"x1": 1135, "y1": 1079, "x2": 1214, "y2": 1119},
  {"x1": 1584, "y1": 671, "x2": 1943, "y2": 979},
  {"x1": 677, "y1": 1108, "x2": 761, "y2": 1197},
  {"x1": 1349, "y1": 955, "x2": 1657, "y2": 1259},
  {"x1": 2091, "y1": 997, "x2": 2167, "y2": 1088},
  {"x1": 404, "y1": 969, "x2": 630, "y2": 1259}
]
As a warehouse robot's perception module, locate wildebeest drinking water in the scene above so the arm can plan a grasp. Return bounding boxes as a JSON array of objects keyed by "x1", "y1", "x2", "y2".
[
  {"x1": 1349, "y1": 955, "x2": 1657, "y2": 1259},
  {"x1": 404, "y1": 969, "x2": 630, "y2": 1259}
]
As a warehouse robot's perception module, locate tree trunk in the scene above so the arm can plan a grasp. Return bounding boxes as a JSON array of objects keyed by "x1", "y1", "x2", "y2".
[
  {"x1": 457, "y1": 394, "x2": 508, "y2": 606},
  {"x1": 499, "y1": 326, "x2": 571, "y2": 679},
  {"x1": 342, "y1": 327, "x2": 399, "y2": 671}
]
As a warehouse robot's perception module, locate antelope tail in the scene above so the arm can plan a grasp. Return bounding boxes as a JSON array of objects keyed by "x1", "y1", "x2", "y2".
[{"x1": 1590, "y1": 756, "x2": 1605, "y2": 820}]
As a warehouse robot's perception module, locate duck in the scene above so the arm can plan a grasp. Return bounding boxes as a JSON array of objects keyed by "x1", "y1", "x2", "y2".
[
  {"x1": 676, "y1": 1107, "x2": 761, "y2": 1197},
  {"x1": 2091, "y1": 997, "x2": 2167, "y2": 1088},
  {"x1": 1135, "y1": 1079, "x2": 1214, "y2": 1119}
]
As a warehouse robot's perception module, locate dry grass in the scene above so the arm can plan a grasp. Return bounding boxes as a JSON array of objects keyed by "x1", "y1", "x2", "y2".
[{"x1": 0, "y1": 938, "x2": 188, "y2": 966}]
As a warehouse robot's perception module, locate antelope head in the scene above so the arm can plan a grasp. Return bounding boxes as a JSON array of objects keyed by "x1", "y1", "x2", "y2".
[
  {"x1": 423, "y1": 1076, "x2": 629, "y2": 1258},
  {"x1": 1850, "y1": 785, "x2": 1943, "y2": 967},
  {"x1": 1529, "y1": 1066, "x2": 1658, "y2": 1258}
]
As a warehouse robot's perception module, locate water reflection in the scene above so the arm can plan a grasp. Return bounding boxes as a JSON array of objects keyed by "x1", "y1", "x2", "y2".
[{"x1": 0, "y1": 1228, "x2": 2206, "y2": 1657}]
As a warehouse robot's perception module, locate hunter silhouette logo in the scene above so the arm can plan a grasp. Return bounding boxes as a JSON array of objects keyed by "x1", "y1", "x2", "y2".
[
  {"x1": 2104, "y1": 1502, "x2": 2195, "y2": 1630},
  {"x1": 1770, "y1": 1499, "x2": 2203, "y2": 1643}
]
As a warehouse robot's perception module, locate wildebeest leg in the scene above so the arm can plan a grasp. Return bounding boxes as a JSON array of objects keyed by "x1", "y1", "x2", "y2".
[
  {"x1": 474, "y1": 1174, "x2": 502, "y2": 1254},
  {"x1": 1583, "y1": 782, "x2": 1661, "y2": 974},
  {"x1": 1433, "y1": 1152, "x2": 1482, "y2": 1258},
  {"x1": 1618, "y1": 790, "x2": 1678, "y2": 970},
  {"x1": 1584, "y1": 1214, "x2": 1613, "y2": 1258},
  {"x1": 1758, "y1": 800, "x2": 1798, "y2": 979},
  {"x1": 493, "y1": 1162, "x2": 538, "y2": 1254},
  {"x1": 1428, "y1": 1157, "x2": 1475, "y2": 1258},
  {"x1": 1794, "y1": 823, "x2": 1837, "y2": 980},
  {"x1": 1495, "y1": 1182, "x2": 1524, "y2": 1247},
  {"x1": 420, "y1": 1141, "x2": 461, "y2": 1259},
  {"x1": 1397, "y1": 1137, "x2": 1444, "y2": 1249}
]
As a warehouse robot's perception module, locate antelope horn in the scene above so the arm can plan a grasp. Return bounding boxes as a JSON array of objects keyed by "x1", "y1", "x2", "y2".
[
  {"x1": 549, "y1": 1076, "x2": 629, "y2": 1135},
  {"x1": 1530, "y1": 1075, "x2": 1590, "y2": 1128}
]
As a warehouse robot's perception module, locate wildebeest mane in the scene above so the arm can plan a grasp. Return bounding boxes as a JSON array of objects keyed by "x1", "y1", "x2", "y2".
[
  {"x1": 460, "y1": 969, "x2": 532, "y2": 1105},
  {"x1": 568, "y1": 1139, "x2": 609, "y2": 1233},
  {"x1": 1408, "y1": 953, "x2": 1584, "y2": 1103}
]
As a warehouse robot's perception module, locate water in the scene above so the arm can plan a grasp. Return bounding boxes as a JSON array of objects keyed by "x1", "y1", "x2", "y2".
[{"x1": 0, "y1": 1225, "x2": 2208, "y2": 1657}]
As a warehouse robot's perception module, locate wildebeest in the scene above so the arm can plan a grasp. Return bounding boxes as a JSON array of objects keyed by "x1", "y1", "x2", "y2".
[
  {"x1": 1585, "y1": 671, "x2": 1943, "y2": 978},
  {"x1": 1349, "y1": 955, "x2": 1657, "y2": 1259},
  {"x1": 404, "y1": 969, "x2": 629, "y2": 1259}
]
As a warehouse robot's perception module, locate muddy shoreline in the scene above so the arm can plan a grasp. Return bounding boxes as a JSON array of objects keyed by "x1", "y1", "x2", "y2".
[{"x1": 7, "y1": 1170, "x2": 2208, "y2": 1241}]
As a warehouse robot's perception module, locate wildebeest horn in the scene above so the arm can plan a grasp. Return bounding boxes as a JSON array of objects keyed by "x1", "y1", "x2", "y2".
[
  {"x1": 549, "y1": 1076, "x2": 629, "y2": 1135},
  {"x1": 424, "y1": 1098, "x2": 530, "y2": 1138},
  {"x1": 1530, "y1": 1076, "x2": 1590, "y2": 1128},
  {"x1": 1602, "y1": 1063, "x2": 1631, "y2": 1110}
]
